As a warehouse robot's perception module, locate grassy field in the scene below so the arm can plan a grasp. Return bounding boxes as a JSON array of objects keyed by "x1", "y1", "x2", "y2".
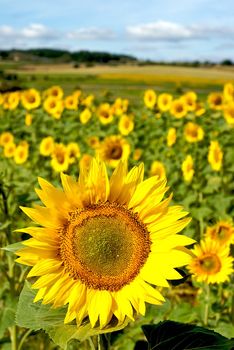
[{"x1": 2, "y1": 62, "x2": 234, "y2": 103}]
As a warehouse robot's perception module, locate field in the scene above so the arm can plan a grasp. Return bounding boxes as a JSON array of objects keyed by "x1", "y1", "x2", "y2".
[{"x1": 0, "y1": 67, "x2": 234, "y2": 349}]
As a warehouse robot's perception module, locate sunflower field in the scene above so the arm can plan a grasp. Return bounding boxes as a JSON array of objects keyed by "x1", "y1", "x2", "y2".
[{"x1": 0, "y1": 83, "x2": 234, "y2": 350}]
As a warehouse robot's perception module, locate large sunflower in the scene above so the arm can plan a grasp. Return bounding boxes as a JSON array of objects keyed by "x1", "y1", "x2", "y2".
[{"x1": 16, "y1": 158, "x2": 193, "y2": 329}]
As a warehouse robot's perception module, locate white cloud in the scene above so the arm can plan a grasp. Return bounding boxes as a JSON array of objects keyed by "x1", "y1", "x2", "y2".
[
  {"x1": 21, "y1": 24, "x2": 58, "y2": 39},
  {"x1": 126, "y1": 21, "x2": 234, "y2": 41},
  {"x1": 67, "y1": 27, "x2": 115, "y2": 40}
]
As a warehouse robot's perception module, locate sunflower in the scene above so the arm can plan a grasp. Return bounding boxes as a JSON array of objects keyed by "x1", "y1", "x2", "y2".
[
  {"x1": 170, "y1": 99, "x2": 187, "y2": 119},
  {"x1": 21, "y1": 89, "x2": 41, "y2": 110},
  {"x1": 184, "y1": 122, "x2": 204, "y2": 143},
  {"x1": 98, "y1": 103, "x2": 113, "y2": 125},
  {"x1": 87, "y1": 136, "x2": 100, "y2": 149},
  {"x1": 25, "y1": 113, "x2": 32, "y2": 126},
  {"x1": 150, "y1": 161, "x2": 166, "y2": 180},
  {"x1": 195, "y1": 102, "x2": 205, "y2": 117},
  {"x1": 45, "y1": 86, "x2": 64, "y2": 100},
  {"x1": 188, "y1": 238, "x2": 233, "y2": 284},
  {"x1": 205, "y1": 221, "x2": 234, "y2": 247},
  {"x1": 43, "y1": 97, "x2": 64, "y2": 118},
  {"x1": 5, "y1": 92, "x2": 20, "y2": 110},
  {"x1": 16, "y1": 158, "x2": 193, "y2": 329},
  {"x1": 118, "y1": 115, "x2": 134, "y2": 136},
  {"x1": 112, "y1": 98, "x2": 129, "y2": 116},
  {"x1": 157, "y1": 93, "x2": 172, "y2": 112},
  {"x1": 167, "y1": 128, "x2": 176, "y2": 147},
  {"x1": 14, "y1": 144, "x2": 29, "y2": 165},
  {"x1": 3, "y1": 142, "x2": 16, "y2": 158},
  {"x1": 65, "y1": 95, "x2": 78, "y2": 111},
  {"x1": 0, "y1": 132, "x2": 14, "y2": 147},
  {"x1": 207, "y1": 92, "x2": 223, "y2": 110},
  {"x1": 79, "y1": 154, "x2": 93, "y2": 172},
  {"x1": 97, "y1": 136, "x2": 130, "y2": 168},
  {"x1": 144, "y1": 89, "x2": 157, "y2": 109},
  {"x1": 80, "y1": 108, "x2": 92, "y2": 124},
  {"x1": 51, "y1": 144, "x2": 70, "y2": 172},
  {"x1": 181, "y1": 92, "x2": 197, "y2": 112},
  {"x1": 133, "y1": 148, "x2": 142, "y2": 161},
  {"x1": 67, "y1": 142, "x2": 81, "y2": 164},
  {"x1": 39, "y1": 137, "x2": 55, "y2": 157},
  {"x1": 223, "y1": 82, "x2": 234, "y2": 102},
  {"x1": 181, "y1": 155, "x2": 194, "y2": 183},
  {"x1": 81, "y1": 94, "x2": 94, "y2": 108},
  {"x1": 208, "y1": 141, "x2": 223, "y2": 171},
  {"x1": 223, "y1": 102, "x2": 234, "y2": 125}
]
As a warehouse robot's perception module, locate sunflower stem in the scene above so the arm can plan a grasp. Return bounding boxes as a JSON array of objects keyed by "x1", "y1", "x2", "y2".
[
  {"x1": 203, "y1": 284, "x2": 210, "y2": 326},
  {"x1": 9, "y1": 325, "x2": 17, "y2": 350}
]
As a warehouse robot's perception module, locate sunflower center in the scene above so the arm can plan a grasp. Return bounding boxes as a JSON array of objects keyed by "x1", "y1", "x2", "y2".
[
  {"x1": 109, "y1": 146, "x2": 122, "y2": 160},
  {"x1": 59, "y1": 203, "x2": 151, "y2": 291},
  {"x1": 198, "y1": 254, "x2": 221, "y2": 274}
]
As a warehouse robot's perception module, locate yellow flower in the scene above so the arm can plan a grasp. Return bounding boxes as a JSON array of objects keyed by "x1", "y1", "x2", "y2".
[
  {"x1": 3, "y1": 142, "x2": 16, "y2": 158},
  {"x1": 80, "y1": 108, "x2": 92, "y2": 124},
  {"x1": 97, "y1": 136, "x2": 130, "y2": 168},
  {"x1": 181, "y1": 91, "x2": 197, "y2": 111},
  {"x1": 157, "y1": 93, "x2": 172, "y2": 112},
  {"x1": 223, "y1": 82, "x2": 234, "y2": 102},
  {"x1": 195, "y1": 102, "x2": 206, "y2": 117},
  {"x1": 0, "y1": 93, "x2": 3, "y2": 105},
  {"x1": 14, "y1": 144, "x2": 29, "y2": 164},
  {"x1": 45, "y1": 86, "x2": 64, "y2": 100},
  {"x1": 170, "y1": 99, "x2": 187, "y2": 119},
  {"x1": 21, "y1": 89, "x2": 41, "y2": 110},
  {"x1": 184, "y1": 122, "x2": 204, "y2": 143},
  {"x1": 144, "y1": 89, "x2": 157, "y2": 109},
  {"x1": 79, "y1": 153, "x2": 93, "y2": 172},
  {"x1": 81, "y1": 94, "x2": 94, "y2": 107},
  {"x1": 43, "y1": 96, "x2": 64, "y2": 118},
  {"x1": 98, "y1": 103, "x2": 113, "y2": 125},
  {"x1": 87, "y1": 136, "x2": 100, "y2": 149},
  {"x1": 39, "y1": 137, "x2": 54, "y2": 157},
  {"x1": 167, "y1": 128, "x2": 177, "y2": 147},
  {"x1": 133, "y1": 148, "x2": 142, "y2": 161},
  {"x1": 25, "y1": 113, "x2": 32, "y2": 126},
  {"x1": 188, "y1": 238, "x2": 233, "y2": 284},
  {"x1": 73, "y1": 89, "x2": 82, "y2": 100},
  {"x1": 16, "y1": 158, "x2": 193, "y2": 329},
  {"x1": 4, "y1": 92, "x2": 20, "y2": 110},
  {"x1": 67, "y1": 142, "x2": 81, "y2": 164},
  {"x1": 0, "y1": 132, "x2": 14, "y2": 147},
  {"x1": 208, "y1": 141, "x2": 223, "y2": 171},
  {"x1": 223, "y1": 102, "x2": 234, "y2": 125},
  {"x1": 51, "y1": 144, "x2": 70, "y2": 172},
  {"x1": 65, "y1": 95, "x2": 78, "y2": 111},
  {"x1": 112, "y1": 98, "x2": 129, "y2": 116},
  {"x1": 118, "y1": 115, "x2": 134, "y2": 136},
  {"x1": 208, "y1": 92, "x2": 223, "y2": 110},
  {"x1": 150, "y1": 161, "x2": 166, "y2": 180},
  {"x1": 182, "y1": 155, "x2": 194, "y2": 182},
  {"x1": 205, "y1": 221, "x2": 234, "y2": 247}
]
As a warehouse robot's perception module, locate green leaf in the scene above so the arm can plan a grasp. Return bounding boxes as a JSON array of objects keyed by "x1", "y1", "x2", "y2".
[
  {"x1": 0, "y1": 298, "x2": 17, "y2": 338},
  {"x1": 16, "y1": 281, "x2": 129, "y2": 349},
  {"x1": 15, "y1": 281, "x2": 67, "y2": 331},
  {"x1": 1, "y1": 242, "x2": 25, "y2": 253},
  {"x1": 142, "y1": 320, "x2": 234, "y2": 350}
]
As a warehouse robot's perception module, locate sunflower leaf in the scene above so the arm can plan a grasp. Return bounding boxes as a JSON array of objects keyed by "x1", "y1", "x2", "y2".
[
  {"x1": 142, "y1": 320, "x2": 234, "y2": 350},
  {"x1": 1, "y1": 242, "x2": 25, "y2": 253},
  {"x1": 15, "y1": 281, "x2": 67, "y2": 331}
]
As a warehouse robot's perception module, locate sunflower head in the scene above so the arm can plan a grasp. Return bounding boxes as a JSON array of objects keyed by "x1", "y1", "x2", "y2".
[
  {"x1": 188, "y1": 238, "x2": 233, "y2": 284},
  {"x1": 16, "y1": 158, "x2": 193, "y2": 329},
  {"x1": 97, "y1": 135, "x2": 130, "y2": 168},
  {"x1": 205, "y1": 221, "x2": 234, "y2": 246}
]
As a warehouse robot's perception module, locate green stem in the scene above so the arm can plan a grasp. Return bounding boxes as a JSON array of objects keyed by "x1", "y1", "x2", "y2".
[
  {"x1": 204, "y1": 284, "x2": 210, "y2": 326},
  {"x1": 17, "y1": 329, "x2": 32, "y2": 350},
  {"x1": 9, "y1": 325, "x2": 17, "y2": 350}
]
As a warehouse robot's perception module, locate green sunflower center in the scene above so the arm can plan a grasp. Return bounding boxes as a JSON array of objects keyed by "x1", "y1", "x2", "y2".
[
  {"x1": 199, "y1": 254, "x2": 221, "y2": 274},
  {"x1": 60, "y1": 203, "x2": 151, "y2": 291}
]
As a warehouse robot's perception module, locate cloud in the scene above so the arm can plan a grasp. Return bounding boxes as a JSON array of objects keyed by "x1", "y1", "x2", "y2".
[
  {"x1": 126, "y1": 21, "x2": 234, "y2": 41},
  {"x1": 67, "y1": 27, "x2": 116, "y2": 40},
  {"x1": 21, "y1": 24, "x2": 58, "y2": 39}
]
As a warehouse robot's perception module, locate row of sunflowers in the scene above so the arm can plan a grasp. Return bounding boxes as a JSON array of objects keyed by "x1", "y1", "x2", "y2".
[{"x1": 0, "y1": 82, "x2": 233, "y2": 349}]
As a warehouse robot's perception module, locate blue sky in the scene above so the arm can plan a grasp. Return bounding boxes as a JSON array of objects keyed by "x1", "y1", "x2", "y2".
[{"x1": 0, "y1": 0, "x2": 234, "y2": 61}]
